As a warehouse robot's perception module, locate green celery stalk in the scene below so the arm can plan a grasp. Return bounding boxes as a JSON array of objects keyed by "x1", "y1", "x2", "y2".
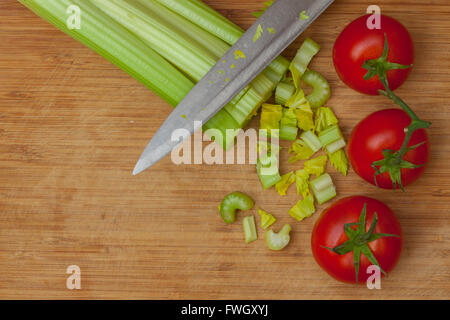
[
  {"x1": 225, "y1": 87, "x2": 264, "y2": 126},
  {"x1": 256, "y1": 159, "x2": 282, "y2": 190},
  {"x1": 275, "y1": 80, "x2": 295, "y2": 105},
  {"x1": 19, "y1": 0, "x2": 194, "y2": 108},
  {"x1": 301, "y1": 130, "x2": 322, "y2": 152},
  {"x1": 91, "y1": 0, "x2": 218, "y2": 82},
  {"x1": 318, "y1": 125, "x2": 343, "y2": 147},
  {"x1": 243, "y1": 216, "x2": 258, "y2": 243},
  {"x1": 310, "y1": 173, "x2": 337, "y2": 204},
  {"x1": 325, "y1": 138, "x2": 346, "y2": 154},
  {"x1": 155, "y1": 0, "x2": 243, "y2": 45},
  {"x1": 136, "y1": 0, "x2": 230, "y2": 61},
  {"x1": 155, "y1": 0, "x2": 290, "y2": 85},
  {"x1": 279, "y1": 108, "x2": 298, "y2": 141}
]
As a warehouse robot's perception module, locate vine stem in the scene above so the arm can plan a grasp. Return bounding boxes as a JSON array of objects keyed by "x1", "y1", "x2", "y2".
[
  {"x1": 363, "y1": 34, "x2": 431, "y2": 180},
  {"x1": 377, "y1": 76, "x2": 430, "y2": 166}
]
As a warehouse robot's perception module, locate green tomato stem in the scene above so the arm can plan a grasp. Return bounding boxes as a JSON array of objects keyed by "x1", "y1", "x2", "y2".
[{"x1": 362, "y1": 34, "x2": 431, "y2": 188}]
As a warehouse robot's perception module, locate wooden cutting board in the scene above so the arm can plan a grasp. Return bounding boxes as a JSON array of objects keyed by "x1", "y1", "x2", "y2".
[{"x1": 0, "y1": 0, "x2": 449, "y2": 299}]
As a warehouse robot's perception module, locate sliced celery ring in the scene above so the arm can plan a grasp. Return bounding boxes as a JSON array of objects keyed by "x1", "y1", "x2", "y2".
[
  {"x1": 302, "y1": 69, "x2": 331, "y2": 108},
  {"x1": 219, "y1": 191, "x2": 254, "y2": 224}
]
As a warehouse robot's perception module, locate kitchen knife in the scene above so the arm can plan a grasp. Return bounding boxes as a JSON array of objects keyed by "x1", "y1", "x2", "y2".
[{"x1": 133, "y1": 0, "x2": 334, "y2": 175}]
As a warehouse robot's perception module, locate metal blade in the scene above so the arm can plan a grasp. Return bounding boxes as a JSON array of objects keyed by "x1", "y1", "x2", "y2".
[{"x1": 133, "y1": 0, "x2": 334, "y2": 175}]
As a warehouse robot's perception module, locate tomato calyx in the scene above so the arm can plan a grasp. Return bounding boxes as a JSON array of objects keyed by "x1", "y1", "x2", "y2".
[
  {"x1": 321, "y1": 203, "x2": 400, "y2": 283},
  {"x1": 371, "y1": 142, "x2": 426, "y2": 191},
  {"x1": 362, "y1": 34, "x2": 431, "y2": 190}
]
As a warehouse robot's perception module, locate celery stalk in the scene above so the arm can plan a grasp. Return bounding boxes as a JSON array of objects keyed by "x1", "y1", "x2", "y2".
[
  {"x1": 318, "y1": 125, "x2": 343, "y2": 147},
  {"x1": 279, "y1": 107, "x2": 298, "y2": 141},
  {"x1": 301, "y1": 130, "x2": 322, "y2": 153},
  {"x1": 290, "y1": 38, "x2": 321, "y2": 78},
  {"x1": 325, "y1": 138, "x2": 346, "y2": 154},
  {"x1": 301, "y1": 69, "x2": 331, "y2": 109},
  {"x1": 275, "y1": 80, "x2": 296, "y2": 106},
  {"x1": 243, "y1": 216, "x2": 258, "y2": 243},
  {"x1": 19, "y1": 0, "x2": 194, "y2": 108},
  {"x1": 310, "y1": 173, "x2": 337, "y2": 204},
  {"x1": 155, "y1": 0, "x2": 290, "y2": 85},
  {"x1": 155, "y1": 0, "x2": 244, "y2": 46},
  {"x1": 91, "y1": 0, "x2": 218, "y2": 82},
  {"x1": 225, "y1": 88, "x2": 264, "y2": 126}
]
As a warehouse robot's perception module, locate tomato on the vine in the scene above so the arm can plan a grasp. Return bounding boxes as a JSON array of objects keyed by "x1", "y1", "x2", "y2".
[
  {"x1": 311, "y1": 196, "x2": 402, "y2": 284},
  {"x1": 333, "y1": 14, "x2": 414, "y2": 95},
  {"x1": 347, "y1": 109, "x2": 429, "y2": 189}
]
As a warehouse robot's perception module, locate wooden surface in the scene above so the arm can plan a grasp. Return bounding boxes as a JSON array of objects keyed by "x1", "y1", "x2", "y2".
[{"x1": 0, "y1": 0, "x2": 449, "y2": 299}]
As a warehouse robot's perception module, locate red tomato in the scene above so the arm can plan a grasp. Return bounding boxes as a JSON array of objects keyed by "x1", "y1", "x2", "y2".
[
  {"x1": 333, "y1": 14, "x2": 414, "y2": 95},
  {"x1": 348, "y1": 109, "x2": 429, "y2": 189},
  {"x1": 311, "y1": 196, "x2": 402, "y2": 284}
]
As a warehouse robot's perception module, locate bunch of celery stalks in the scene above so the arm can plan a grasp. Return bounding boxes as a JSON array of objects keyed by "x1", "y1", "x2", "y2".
[{"x1": 21, "y1": 0, "x2": 348, "y2": 237}]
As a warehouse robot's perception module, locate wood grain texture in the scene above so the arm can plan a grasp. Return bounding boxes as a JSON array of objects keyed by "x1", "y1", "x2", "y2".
[{"x1": 0, "y1": 0, "x2": 449, "y2": 299}]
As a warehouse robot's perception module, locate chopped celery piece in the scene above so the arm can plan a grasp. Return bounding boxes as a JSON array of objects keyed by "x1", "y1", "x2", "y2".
[
  {"x1": 315, "y1": 107, "x2": 338, "y2": 133},
  {"x1": 265, "y1": 224, "x2": 291, "y2": 251},
  {"x1": 260, "y1": 104, "x2": 283, "y2": 136},
  {"x1": 243, "y1": 216, "x2": 258, "y2": 243},
  {"x1": 279, "y1": 125, "x2": 298, "y2": 142},
  {"x1": 275, "y1": 172, "x2": 295, "y2": 196},
  {"x1": 252, "y1": 74, "x2": 276, "y2": 100},
  {"x1": 328, "y1": 149, "x2": 349, "y2": 176},
  {"x1": 19, "y1": 0, "x2": 195, "y2": 108},
  {"x1": 256, "y1": 159, "x2": 282, "y2": 190},
  {"x1": 318, "y1": 125, "x2": 343, "y2": 147},
  {"x1": 295, "y1": 103, "x2": 315, "y2": 131},
  {"x1": 225, "y1": 87, "x2": 264, "y2": 126},
  {"x1": 264, "y1": 57, "x2": 291, "y2": 84},
  {"x1": 288, "y1": 140, "x2": 314, "y2": 163},
  {"x1": 258, "y1": 207, "x2": 276, "y2": 230},
  {"x1": 301, "y1": 69, "x2": 331, "y2": 109},
  {"x1": 325, "y1": 138, "x2": 346, "y2": 154},
  {"x1": 290, "y1": 38, "x2": 321, "y2": 83},
  {"x1": 279, "y1": 107, "x2": 298, "y2": 141},
  {"x1": 310, "y1": 173, "x2": 336, "y2": 204},
  {"x1": 289, "y1": 194, "x2": 316, "y2": 222},
  {"x1": 286, "y1": 86, "x2": 308, "y2": 108},
  {"x1": 304, "y1": 155, "x2": 328, "y2": 176},
  {"x1": 219, "y1": 191, "x2": 254, "y2": 224},
  {"x1": 275, "y1": 80, "x2": 295, "y2": 105},
  {"x1": 301, "y1": 130, "x2": 322, "y2": 153},
  {"x1": 295, "y1": 169, "x2": 311, "y2": 198}
]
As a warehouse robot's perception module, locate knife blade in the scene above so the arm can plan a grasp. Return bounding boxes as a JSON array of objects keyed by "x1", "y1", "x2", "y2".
[{"x1": 133, "y1": 0, "x2": 334, "y2": 175}]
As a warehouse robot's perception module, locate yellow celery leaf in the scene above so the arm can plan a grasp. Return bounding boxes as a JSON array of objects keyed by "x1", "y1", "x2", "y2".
[
  {"x1": 296, "y1": 103, "x2": 315, "y2": 131},
  {"x1": 260, "y1": 103, "x2": 283, "y2": 135},
  {"x1": 289, "y1": 194, "x2": 316, "y2": 222},
  {"x1": 275, "y1": 171, "x2": 295, "y2": 196},
  {"x1": 258, "y1": 207, "x2": 277, "y2": 229},
  {"x1": 288, "y1": 139, "x2": 314, "y2": 163},
  {"x1": 295, "y1": 169, "x2": 310, "y2": 198},
  {"x1": 304, "y1": 155, "x2": 328, "y2": 176},
  {"x1": 328, "y1": 149, "x2": 349, "y2": 176},
  {"x1": 315, "y1": 106, "x2": 338, "y2": 133}
]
